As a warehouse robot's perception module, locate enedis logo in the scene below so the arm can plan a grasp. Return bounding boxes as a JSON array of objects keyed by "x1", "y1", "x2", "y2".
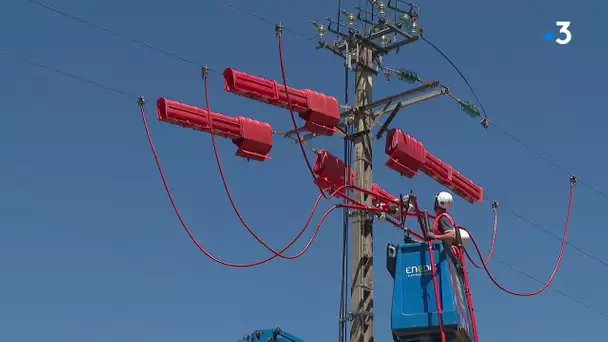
[{"x1": 405, "y1": 264, "x2": 432, "y2": 276}]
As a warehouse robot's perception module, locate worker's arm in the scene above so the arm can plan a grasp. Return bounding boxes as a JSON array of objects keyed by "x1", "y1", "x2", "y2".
[
  {"x1": 429, "y1": 216, "x2": 457, "y2": 244},
  {"x1": 431, "y1": 229, "x2": 456, "y2": 244}
]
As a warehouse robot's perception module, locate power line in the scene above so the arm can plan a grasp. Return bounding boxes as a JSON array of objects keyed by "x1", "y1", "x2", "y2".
[
  {"x1": 219, "y1": 0, "x2": 315, "y2": 41},
  {"x1": 16, "y1": 0, "x2": 608, "y2": 309},
  {"x1": 2, "y1": 51, "x2": 136, "y2": 99},
  {"x1": 420, "y1": 33, "x2": 608, "y2": 201},
  {"x1": 222, "y1": 0, "x2": 607, "y2": 203},
  {"x1": 488, "y1": 120, "x2": 608, "y2": 201},
  {"x1": 498, "y1": 259, "x2": 608, "y2": 318},
  {"x1": 1, "y1": 43, "x2": 606, "y2": 322},
  {"x1": 25, "y1": 0, "x2": 215, "y2": 71}
]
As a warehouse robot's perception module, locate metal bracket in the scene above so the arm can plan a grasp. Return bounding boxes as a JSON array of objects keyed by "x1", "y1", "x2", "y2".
[
  {"x1": 375, "y1": 101, "x2": 402, "y2": 139},
  {"x1": 346, "y1": 128, "x2": 372, "y2": 141}
]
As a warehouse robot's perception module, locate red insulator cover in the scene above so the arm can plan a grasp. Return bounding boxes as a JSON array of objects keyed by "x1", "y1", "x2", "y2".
[
  {"x1": 384, "y1": 129, "x2": 483, "y2": 203},
  {"x1": 223, "y1": 68, "x2": 340, "y2": 136},
  {"x1": 156, "y1": 97, "x2": 273, "y2": 161},
  {"x1": 371, "y1": 183, "x2": 400, "y2": 210},
  {"x1": 313, "y1": 150, "x2": 400, "y2": 208},
  {"x1": 313, "y1": 149, "x2": 354, "y2": 191}
]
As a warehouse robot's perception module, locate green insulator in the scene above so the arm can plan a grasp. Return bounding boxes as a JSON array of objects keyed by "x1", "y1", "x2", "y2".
[
  {"x1": 461, "y1": 100, "x2": 481, "y2": 118},
  {"x1": 397, "y1": 68, "x2": 417, "y2": 83}
]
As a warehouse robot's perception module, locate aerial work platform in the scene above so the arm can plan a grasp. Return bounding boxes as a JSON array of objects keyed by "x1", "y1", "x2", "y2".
[{"x1": 387, "y1": 241, "x2": 473, "y2": 342}]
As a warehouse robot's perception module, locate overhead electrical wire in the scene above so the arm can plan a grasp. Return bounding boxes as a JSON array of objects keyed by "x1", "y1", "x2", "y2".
[
  {"x1": 335, "y1": 1, "x2": 350, "y2": 341},
  {"x1": 25, "y1": 0, "x2": 215, "y2": 72},
  {"x1": 12, "y1": 1, "x2": 604, "y2": 268},
  {"x1": 2, "y1": 38, "x2": 606, "y2": 325},
  {"x1": 25, "y1": 0, "x2": 608, "y2": 205},
  {"x1": 419, "y1": 34, "x2": 487, "y2": 120},
  {"x1": 9, "y1": 0, "x2": 608, "y2": 319},
  {"x1": 419, "y1": 31, "x2": 608, "y2": 201}
]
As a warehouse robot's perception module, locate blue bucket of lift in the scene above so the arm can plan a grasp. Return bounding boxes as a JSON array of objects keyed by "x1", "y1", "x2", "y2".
[{"x1": 387, "y1": 241, "x2": 472, "y2": 342}]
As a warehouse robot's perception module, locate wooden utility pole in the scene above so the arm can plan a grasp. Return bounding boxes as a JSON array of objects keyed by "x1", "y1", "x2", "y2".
[
  {"x1": 350, "y1": 46, "x2": 375, "y2": 342},
  {"x1": 309, "y1": 3, "x2": 434, "y2": 342}
]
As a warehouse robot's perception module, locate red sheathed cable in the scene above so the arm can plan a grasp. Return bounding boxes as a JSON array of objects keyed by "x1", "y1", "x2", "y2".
[
  {"x1": 465, "y1": 180, "x2": 576, "y2": 296},
  {"x1": 139, "y1": 100, "x2": 339, "y2": 267}
]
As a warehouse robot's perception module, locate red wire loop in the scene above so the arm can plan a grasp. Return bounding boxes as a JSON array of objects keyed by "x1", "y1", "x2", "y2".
[
  {"x1": 276, "y1": 29, "x2": 332, "y2": 200},
  {"x1": 463, "y1": 206, "x2": 498, "y2": 268},
  {"x1": 465, "y1": 180, "x2": 576, "y2": 296},
  {"x1": 138, "y1": 102, "x2": 338, "y2": 267},
  {"x1": 202, "y1": 71, "x2": 332, "y2": 259}
]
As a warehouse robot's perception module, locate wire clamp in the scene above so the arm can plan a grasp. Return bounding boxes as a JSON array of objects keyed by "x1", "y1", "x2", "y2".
[
  {"x1": 137, "y1": 96, "x2": 146, "y2": 107},
  {"x1": 570, "y1": 175, "x2": 577, "y2": 185},
  {"x1": 480, "y1": 117, "x2": 489, "y2": 129},
  {"x1": 275, "y1": 23, "x2": 283, "y2": 38},
  {"x1": 491, "y1": 200, "x2": 498, "y2": 209},
  {"x1": 201, "y1": 65, "x2": 209, "y2": 79}
]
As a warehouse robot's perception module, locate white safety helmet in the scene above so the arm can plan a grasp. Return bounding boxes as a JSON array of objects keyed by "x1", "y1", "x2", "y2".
[{"x1": 434, "y1": 191, "x2": 453, "y2": 210}]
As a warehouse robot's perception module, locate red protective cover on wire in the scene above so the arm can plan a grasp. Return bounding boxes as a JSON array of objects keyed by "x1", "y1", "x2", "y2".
[
  {"x1": 156, "y1": 97, "x2": 273, "y2": 161},
  {"x1": 312, "y1": 149, "x2": 403, "y2": 208},
  {"x1": 313, "y1": 149, "x2": 354, "y2": 191},
  {"x1": 385, "y1": 128, "x2": 483, "y2": 204},
  {"x1": 223, "y1": 68, "x2": 340, "y2": 136}
]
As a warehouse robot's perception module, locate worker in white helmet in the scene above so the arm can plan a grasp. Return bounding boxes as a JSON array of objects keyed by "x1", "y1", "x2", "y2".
[{"x1": 427, "y1": 191, "x2": 470, "y2": 245}]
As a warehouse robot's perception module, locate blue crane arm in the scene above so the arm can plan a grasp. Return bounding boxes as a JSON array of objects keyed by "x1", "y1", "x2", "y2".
[{"x1": 238, "y1": 327, "x2": 303, "y2": 342}]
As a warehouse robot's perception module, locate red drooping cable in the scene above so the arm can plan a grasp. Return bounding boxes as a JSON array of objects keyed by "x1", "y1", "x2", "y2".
[
  {"x1": 410, "y1": 196, "x2": 446, "y2": 341},
  {"x1": 427, "y1": 240, "x2": 447, "y2": 342},
  {"x1": 464, "y1": 205, "x2": 498, "y2": 268},
  {"x1": 202, "y1": 71, "x2": 335, "y2": 259},
  {"x1": 138, "y1": 101, "x2": 340, "y2": 267},
  {"x1": 465, "y1": 179, "x2": 576, "y2": 296},
  {"x1": 454, "y1": 247, "x2": 479, "y2": 342},
  {"x1": 276, "y1": 27, "x2": 332, "y2": 200}
]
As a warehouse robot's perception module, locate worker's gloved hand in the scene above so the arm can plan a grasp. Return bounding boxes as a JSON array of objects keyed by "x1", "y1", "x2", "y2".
[{"x1": 427, "y1": 232, "x2": 437, "y2": 240}]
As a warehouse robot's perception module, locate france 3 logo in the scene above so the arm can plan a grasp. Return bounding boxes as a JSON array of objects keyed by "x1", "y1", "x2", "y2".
[{"x1": 545, "y1": 21, "x2": 572, "y2": 45}]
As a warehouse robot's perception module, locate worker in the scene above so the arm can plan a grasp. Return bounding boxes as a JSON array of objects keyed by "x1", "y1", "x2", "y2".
[{"x1": 427, "y1": 191, "x2": 470, "y2": 246}]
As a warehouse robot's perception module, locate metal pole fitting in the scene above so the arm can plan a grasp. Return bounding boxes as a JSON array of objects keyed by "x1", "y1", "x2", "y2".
[
  {"x1": 275, "y1": 23, "x2": 283, "y2": 38},
  {"x1": 137, "y1": 96, "x2": 146, "y2": 107},
  {"x1": 570, "y1": 175, "x2": 577, "y2": 185},
  {"x1": 480, "y1": 117, "x2": 489, "y2": 129},
  {"x1": 201, "y1": 65, "x2": 209, "y2": 79},
  {"x1": 491, "y1": 200, "x2": 498, "y2": 209}
]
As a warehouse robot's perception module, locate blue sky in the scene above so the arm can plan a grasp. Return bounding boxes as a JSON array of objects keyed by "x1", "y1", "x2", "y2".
[{"x1": 1, "y1": 0, "x2": 607, "y2": 341}]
